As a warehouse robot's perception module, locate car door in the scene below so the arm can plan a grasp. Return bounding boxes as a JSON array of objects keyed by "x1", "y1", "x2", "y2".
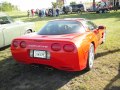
[
  {"x1": 85, "y1": 21, "x2": 101, "y2": 46},
  {"x1": 1, "y1": 16, "x2": 21, "y2": 46}
]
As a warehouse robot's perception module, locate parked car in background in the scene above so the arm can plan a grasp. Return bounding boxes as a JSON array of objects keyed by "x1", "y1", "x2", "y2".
[
  {"x1": 63, "y1": 4, "x2": 86, "y2": 14},
  {"x1": 86, "y1": 1, "x2": 111, "y2": 13},
  {"x1": 0, "y1": 13, "x2": 35, "y2": 49},
  {"x1": 63, "y1": 5, "x2": 72, "y2": 14},
  {"x1": 70, "y1": 4, "x2": 86, "y2": 13},
  {"x1": 11, "y1": 18, "x2": 106, "y2": 71}
]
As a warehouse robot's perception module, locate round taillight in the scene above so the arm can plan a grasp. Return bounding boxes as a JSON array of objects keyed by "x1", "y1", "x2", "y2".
[
  {"x1": 51, "y1": 43, "x2": 61, "y2": 51},
  {"x1": 12, "y1": 41, "x2": 19, "y2": 47},
  {"x1": 20, "y1": 41, "x2": 26, "y2": 48},
  {"x1": 63, "y1": 44, "x2": 74, "y2": 52}
]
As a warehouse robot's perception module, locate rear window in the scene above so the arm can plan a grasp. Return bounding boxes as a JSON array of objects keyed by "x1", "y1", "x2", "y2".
[{"x1": 38, "y1": 21, "x2": 86, "y2": 35}]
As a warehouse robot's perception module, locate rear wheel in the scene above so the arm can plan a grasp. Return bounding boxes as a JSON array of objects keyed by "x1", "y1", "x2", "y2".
[
  {"x1": 77, "y1": 10, "x2": 82, "y2": 14},
  {"x1": 85, "y1": 43, "x2": 94, "y2": 71}
]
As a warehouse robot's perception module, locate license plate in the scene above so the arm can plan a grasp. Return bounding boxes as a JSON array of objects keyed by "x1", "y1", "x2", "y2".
[{"x1": 33, "y1": 50, "x2": 46, "y2": 59}]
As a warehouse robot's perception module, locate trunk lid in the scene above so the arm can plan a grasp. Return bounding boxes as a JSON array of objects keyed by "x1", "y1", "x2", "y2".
[{"x1": 18, "y1": 32, "x2": 84, "y2": 41}]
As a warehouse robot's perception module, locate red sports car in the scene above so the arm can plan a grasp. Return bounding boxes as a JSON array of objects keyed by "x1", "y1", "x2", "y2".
[{"x1": 11, "y1": 18, "x2": 106, "y2": 71}]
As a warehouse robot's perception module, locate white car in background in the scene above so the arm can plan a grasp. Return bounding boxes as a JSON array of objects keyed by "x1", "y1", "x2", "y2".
[{"x1": 0, "y1": 12, "x2": 35, "y2": 48}]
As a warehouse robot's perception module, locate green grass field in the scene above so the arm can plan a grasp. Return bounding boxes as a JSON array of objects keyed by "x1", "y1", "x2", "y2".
[{"x1": 0, "y1": 11, "x2": 120, "y2": 90}]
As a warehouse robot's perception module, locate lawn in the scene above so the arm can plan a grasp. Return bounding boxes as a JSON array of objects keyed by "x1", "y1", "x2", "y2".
[{"x1": 0, "y1": 11, "x2": 120, "y2": 90}]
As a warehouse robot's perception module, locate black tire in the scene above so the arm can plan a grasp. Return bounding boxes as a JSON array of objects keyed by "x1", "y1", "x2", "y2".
[
  {"x1": 96, "y1": 11, "x2": 99, "y2": 13},
  {"x1": 77, "y1": 10, "x2": 81, "y2": 14},
  {"x1": 85, "y1": 43, "x2": 95, "y2": 71},
  {"x1": 104, "y1": 9, "x2": 107, "y2": 13}
]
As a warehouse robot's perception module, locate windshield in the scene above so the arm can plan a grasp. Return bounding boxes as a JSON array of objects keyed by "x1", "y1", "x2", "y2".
[
  {"x1": 0, "y1": 16, "x2": 14, "y2": 24},
  {"x1": 38, "y1": 20, "x2": 85, "y2": 35}
]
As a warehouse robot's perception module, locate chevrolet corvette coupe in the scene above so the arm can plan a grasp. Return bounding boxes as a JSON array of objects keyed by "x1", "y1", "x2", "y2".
[
  {"x1": 0, "y1": 12, "x2": 34, "y2": 48},
  {"x1": 11, "y1": 18, "x2": 106, "y2": 71}
]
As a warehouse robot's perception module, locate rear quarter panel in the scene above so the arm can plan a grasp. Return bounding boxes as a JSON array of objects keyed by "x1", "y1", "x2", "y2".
[
  {"x1": 73, "y1": 32, "x2": 99, "y2": 70},
  {"x1": 19, "y1": 22, "x2": 35, "y2": 35}
]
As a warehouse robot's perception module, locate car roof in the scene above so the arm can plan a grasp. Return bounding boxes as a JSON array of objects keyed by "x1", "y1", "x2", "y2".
[
  {"x1": 49, "y1": 18, "x2": 87, "y2": 22},
  {"x1": 0, "y1": 12, "x2": 8, "y2": 17}
]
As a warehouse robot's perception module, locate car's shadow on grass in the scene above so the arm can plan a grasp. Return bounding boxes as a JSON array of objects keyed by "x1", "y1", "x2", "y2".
[
  {"x1": 0, "y1": 56, "x2": 87, "y2": 90},
  {"x1": 95, "y1": 49, "x2": 120, "y2": 90},
  {"x1": 0, "y1": 45, "x2": 10, "y2": 51},
  {"x1": 104, "y1": 63, "x2": 120, "y2": 90},
  {"x1": 95, "y1": 48, "x2": 120, "y2": 59}
]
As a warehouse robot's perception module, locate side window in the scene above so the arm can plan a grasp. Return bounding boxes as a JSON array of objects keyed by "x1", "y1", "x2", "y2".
[
  {"x1": 0, "y1": 17, "x2": 11, "y2": 24},
  {"x1": 86, "y1": 21, "x2": 97, "y2": 30},
  {"x1": 69, "y1": 23, "x2": 86, "y2": 33}
]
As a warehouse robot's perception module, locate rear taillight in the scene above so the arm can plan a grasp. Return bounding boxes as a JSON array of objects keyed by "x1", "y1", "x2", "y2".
[
  {"x1": 20, "y1": 41, "x2": 26, "y2": 48},
  {"x1": 51, "y1": 43, "x2": 61, "y2": 51},
  {"x1": 12, "y1": 41, "x2": 19, "y2": 47},
  {"x1": 63, "y1": 44, "x2": 74, "y2": 52}
]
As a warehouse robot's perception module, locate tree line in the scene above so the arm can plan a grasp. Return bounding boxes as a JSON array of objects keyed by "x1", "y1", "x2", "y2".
[
  {"x1": 0, "y1": 2, "x2": 18, "y2": 12},
  {"x1": 52, "y1": 1, "x2": 77, "y2": 8}
]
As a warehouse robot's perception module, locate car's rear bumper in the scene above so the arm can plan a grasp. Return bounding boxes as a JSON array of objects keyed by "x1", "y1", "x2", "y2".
[{"x1": 11, "y1": 48, "x2": 86, "y2": 71}]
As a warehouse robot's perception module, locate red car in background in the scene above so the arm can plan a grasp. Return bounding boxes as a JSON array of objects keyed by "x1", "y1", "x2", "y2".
[{"x1": 11, "y1": 18, "x2": 106, "y2": 71}]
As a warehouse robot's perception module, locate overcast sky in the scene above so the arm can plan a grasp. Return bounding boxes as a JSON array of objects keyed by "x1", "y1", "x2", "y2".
[{"x1": 0, "y1": 0, "x2": 100, "y2": 11}]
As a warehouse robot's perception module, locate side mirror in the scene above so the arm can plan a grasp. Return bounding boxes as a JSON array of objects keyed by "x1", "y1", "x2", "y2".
[{"x1": 98, "y1": 26, "x2": 105, "y2": 29}]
